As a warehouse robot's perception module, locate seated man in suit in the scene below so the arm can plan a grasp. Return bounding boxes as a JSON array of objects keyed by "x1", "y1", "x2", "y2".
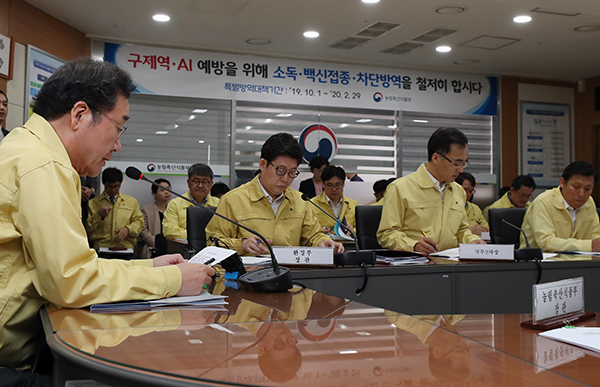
[
  {"x1": 88, "y1": 167, "x2": 144, "y2": 250},
  {"x1": 521, "y1": 161, "x2": 600, "y2": 252},
  {"x1": 163, "y1": 163, "x2": 219, "y2": 241},
  {"x1": 312, "y1": 165, "x2": 359, "y2": 235},
  {"x1": 483, "y1": 175, "x2": 536, "y2": 221},
  {"x1": 377, "y1": 127, "x2": 484, "y2": 253},
  {"x1": 206, "y1": 133, "x2": 344, "y2": 255}
]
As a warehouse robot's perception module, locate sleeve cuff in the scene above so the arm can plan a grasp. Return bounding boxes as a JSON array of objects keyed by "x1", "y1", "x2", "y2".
[{"x1": 159, "y1": 264, "x2": 183, "y2": 298}]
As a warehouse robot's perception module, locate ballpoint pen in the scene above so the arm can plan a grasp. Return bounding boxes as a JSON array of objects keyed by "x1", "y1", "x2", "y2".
[{"x1": 421, "y1": 231, "x2": 438, "y2": 252}]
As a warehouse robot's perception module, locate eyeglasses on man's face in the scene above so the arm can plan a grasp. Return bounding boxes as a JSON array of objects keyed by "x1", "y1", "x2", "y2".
[
  {"x1": 324, "y1": 182, "x2": 344, "y2": 189},
  {"x1": 189, "y1": 178, "x2": 213, "y2": 187},
  {"x1": 269, "y1": 162, "x2": 300, "y2": 179},
  {"x1": 437, "y1": 152, "x2": 469, "y2": 168},
  {"x1": 102, "y1": 112, "x2": 128, "y2": 137}
]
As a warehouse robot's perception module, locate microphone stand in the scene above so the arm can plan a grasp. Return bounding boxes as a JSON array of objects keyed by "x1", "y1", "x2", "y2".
[
  {"x1": 126, "y1": 167, "x2": 293, "y2": 292},
  {"x1": 500, "y1": 218, "x2": 543, "y2": 262},
  {"x1": 302, "y1": 195, "x2": 375, "y2": 295}
]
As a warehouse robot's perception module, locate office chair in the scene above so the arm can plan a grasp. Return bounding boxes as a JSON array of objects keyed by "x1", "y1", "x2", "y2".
[
  {"x1": 488, "y1": 207, "x2": 528, "y2": 248},
  {"x1": 355, "y1": 205, "x2": 383, "y2": 250},
  {"x1": 187, "y1": 206, "x2": 215, "y2": 253}
]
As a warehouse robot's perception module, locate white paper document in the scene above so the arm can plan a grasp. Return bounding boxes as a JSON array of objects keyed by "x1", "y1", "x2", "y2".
[
  {"x1": 540, "y1": 327, "x2": 600, "y2": 354},
  {"x1": 189, "y1": 246, "x2": 237, "y2": 265},
  {"x1": 90, "y1": 290, "x2": 227, "y2": 313},
  {"x1": 429, "y1": 247, "x2": 460, "y2": 260}
]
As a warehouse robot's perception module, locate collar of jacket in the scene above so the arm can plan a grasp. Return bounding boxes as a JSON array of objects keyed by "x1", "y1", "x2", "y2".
[{"x1": 248, "y1": 175, "x2": 291, "y2": 204}]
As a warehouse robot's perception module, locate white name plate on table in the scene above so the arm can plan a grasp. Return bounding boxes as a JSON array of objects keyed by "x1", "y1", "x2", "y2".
[
  {"x1": 459, "y1": 243, "x2": 514, "y2": 260},
  {"x1": 273, "y1": 246, "x2": 334, "y2": 265},
  {"x1": 533, "y1": 277, "x2": 584, "y2": 324}
]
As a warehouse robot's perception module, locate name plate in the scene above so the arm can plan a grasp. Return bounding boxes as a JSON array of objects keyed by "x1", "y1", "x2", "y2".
[
  {"x1": 533, "y1": 277, "x2": 584, "y2": 324},
  {"x1": 273, "y1": 246, "x2": 334, "y2": 265},
  {"x1": 459, "y1": 243, "x2": 514, "y2": 260}
]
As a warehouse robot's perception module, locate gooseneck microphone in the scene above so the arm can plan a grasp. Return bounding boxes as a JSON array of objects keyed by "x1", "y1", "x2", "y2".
[
  {"x1": 501, "y1": 218, "x2": 543, "y2": 261},
  {"x1": 126, "y1": 166, "x2": 292, "y2": 292},
  {"x1": 302, "y1": 194, "x2": 375, "y2": 267}
]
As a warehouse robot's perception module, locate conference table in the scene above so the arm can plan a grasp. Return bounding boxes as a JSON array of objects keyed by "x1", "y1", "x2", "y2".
[
  {"x1": 43, "y1": 282, "x2": 600, "y2": 387},
  {"x1": 291, "y1": 254, "x2": 600, "y2": 315}
]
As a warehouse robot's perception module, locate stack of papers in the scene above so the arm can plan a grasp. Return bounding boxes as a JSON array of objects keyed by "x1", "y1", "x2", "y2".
[
  {"x1": 540, "y1": 327, "x2": 600, "y2": 354},
  {"x1": 90, "y1": 291, "x2": 228, "y2": 313},
  {"x1": 376, "y1": 255, "x2": 429, "y2": 266}
]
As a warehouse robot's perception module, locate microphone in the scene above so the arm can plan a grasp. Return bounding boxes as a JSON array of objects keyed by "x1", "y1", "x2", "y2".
[
  {"x1": 500, "y1": 218, "x2": 543, "y2": 261},
  {"x1": 126, "y1": 166, "x2": 293, "y2": 292},
  {"x1": 302, "y1": 195, "x2": 375, "y2": 267}
]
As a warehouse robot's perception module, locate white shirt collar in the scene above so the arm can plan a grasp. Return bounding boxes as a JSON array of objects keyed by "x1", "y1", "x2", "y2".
[
  {"x1": 258, "y1": 176, "x2": 284, "y2": 215},
  {"x1": 425, "y1": 165, "x2": 446, "y2": 197}
]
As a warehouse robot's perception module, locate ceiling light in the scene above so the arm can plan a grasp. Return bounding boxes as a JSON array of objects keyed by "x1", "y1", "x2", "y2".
[
  {"x1": 356, "y1": 331, "x2": 372, "y2": 336},
  {"x1": 246, "y1": 38, "x2": 271, "y2": 45},
  {"x1": 362, "y1": 0, "x2": 380, "y2": 3},
  {"x1": 436, "y1": 45, "x2": 452, "y2": 52},
  {"x1": 304, "y1": 31, "x2": 320, "y2": 38},
  {"x1": 413, "y1": 119, "x2": 429, "y2": 123},
  {"x1": 193, "y1": 109, "x2": 208, "y2": 113},
  {"x1": 198, "y1": 140, "x2": 205, "y2": 143},
  {"x1": 388, "y1": 124, "x2": 397, "y2": 128},
  {"x1": 513, "y1": 15, "x2": 532, "y2": 23},
  {"x1": 356, "y1": 119, "x2": 372, "y2": 123},
  {"x1": 266, "y1": 119, "x2": 272, "y2": 123},
  {"x1": 155, "y1": 131, "x2": 168, "y2": 135},
  {"x1": 153, "y1": 14, "x2": 170, "y2": 22},
  {"x1": 574, "y1": 24, "x2": 600, "y2": 32},
  {"x1": 248, "y1": 140, "x2": 255, "y2": 143},
  {"x1": 340, "y1": 123, "x2": 349, "y2": 128},
  {"x1": 136, "y1": 138, "x2": 143, "y2": 142},
  {"x1": 276, "y1": 113, "x2": 293, "y2": 117},
  {"x1": 176, "y1": 115, "x2": 196, "y2": 122},
  {"x1": 245, "y1": 126, "x2": 252, "y2": 130},
  {"x1": 340, "y1": 350, "x2": 358, "y2": 354},
  {"x1": 434, "y1": 6, "x2": 467, "y2": 15},
  {"x1": 164, "y1": 124, "x2": 179, "y2": 130}
]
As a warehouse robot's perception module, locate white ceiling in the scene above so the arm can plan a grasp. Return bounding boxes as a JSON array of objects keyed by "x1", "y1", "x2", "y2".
[{"x1": 25, "y1": 0, "x2": 600, "y2": 81}]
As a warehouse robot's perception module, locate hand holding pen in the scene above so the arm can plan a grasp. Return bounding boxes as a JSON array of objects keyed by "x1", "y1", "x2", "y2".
[{"x1": 415, "y1": 231, "x2": 439, "y2": 254}]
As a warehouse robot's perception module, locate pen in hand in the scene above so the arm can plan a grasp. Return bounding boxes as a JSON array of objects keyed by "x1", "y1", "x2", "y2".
[{"x1": 421, "y1": 231, "x2": 438, "y2": 252}]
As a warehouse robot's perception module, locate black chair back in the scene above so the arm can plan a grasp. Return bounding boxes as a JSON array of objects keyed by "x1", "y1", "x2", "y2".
[
  {"x1": 488, "y1": 207, "x2": 528, "y2": 248},
  {"x1": 355, "y1": 205, "x2": 383, "y2": 250},
  {"x1": 187, "y1": 206, "x2": 215, "y2": 253}
]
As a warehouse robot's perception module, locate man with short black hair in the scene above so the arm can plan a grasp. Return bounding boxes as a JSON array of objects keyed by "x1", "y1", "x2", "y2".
[
  {"x1": 87, "y1": 167, "x2": 144, "y2": 250},
  {"x1": 312, "y1": 165, "x2": 359, "y2": 234},
  {"x1": 483, "y1": 175, "x2": 536, "y2": 221},
  {"x1": 0, "y1": 58, "x2": 214, "y2": 374},
  {"x1": 0, "y1": 90, "x2": 9, "y2": 140},
  {"x1": 521, "y1": 161, "x2": 600, "y2": 252},
  {"x1": 372, "y1": 178, "x2": 392, "y2": 204},
  {"x1": 377, "y1": 128, "x2": 484, "y2": 253},
  {"x1": 163, "y1": 163, "x2": 219, "y2": 241},
  {"x1": 206, "y1": 132, "x2": 343, "y2": 255}
]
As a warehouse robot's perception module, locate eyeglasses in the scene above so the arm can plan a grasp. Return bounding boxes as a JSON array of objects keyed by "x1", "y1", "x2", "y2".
[
  {"x1": 437, "y1": 153, "x2": 469, "y2": 168},
  {"x1": 190, "y1": 178, "x2": 213, "y2": 187},
  {"x1": 102, "y1": 112, "x2": 128, "y2": 137},
  {"x1": 324, "y1": 182, "x2": 344, "y2": 189},
  {"x1": 269, "y1": 162, "x2": 300, "y2": 179},
  {"x1": 463, "y1": 188, "x2": 476, "y2": 195}
]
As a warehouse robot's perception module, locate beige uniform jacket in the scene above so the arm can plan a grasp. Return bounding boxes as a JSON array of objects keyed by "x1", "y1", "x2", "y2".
[
  {"x1": 483, "y1": 192, "x2": 531, "y2": 221},
  {"x1": 377, "y1": 163, "x2": 479, "y2": 251},
  {"x1": 205, "y1": 176, "x2": 331, "y2": 255},
  {"x1": 162, "y1": 191, "x2": 219, "y2": 240},
  {"x1": 521, "y1": 187, "x2": 600, "y2": 252},
  {"x1": 0, "y1": 114, "x2": 181, "y2": 368},
  {"x1": 88, "y1": 192, "x2": 144, "y2": 250},
  {"x1": 312, "y1": 192, "x2": 359, "y2": 231},
  {"x1": 465, "y1": 202, "x2": 489, "y2": 228}
]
